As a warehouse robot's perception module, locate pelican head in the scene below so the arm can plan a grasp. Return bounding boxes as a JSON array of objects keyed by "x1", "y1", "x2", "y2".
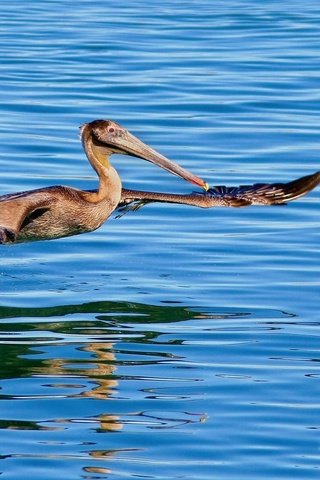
[{"x1": 81, "y1": 119, "x2": 208, "y2": 189}]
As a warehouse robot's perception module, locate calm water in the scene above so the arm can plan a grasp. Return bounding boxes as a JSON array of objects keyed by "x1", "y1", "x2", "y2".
[{"x1": 0, "y1": 1, "x2": 320, "y2": 478}]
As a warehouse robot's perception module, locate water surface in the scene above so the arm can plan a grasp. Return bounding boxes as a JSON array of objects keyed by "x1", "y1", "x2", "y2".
[{"x1": 0, "y1": 1, "x2": 319, "y2": 479}]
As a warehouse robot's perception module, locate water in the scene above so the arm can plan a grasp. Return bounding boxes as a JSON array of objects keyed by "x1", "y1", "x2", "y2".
[{"x1": 0, "y1": 1, "x2": 319, "y2": 478}]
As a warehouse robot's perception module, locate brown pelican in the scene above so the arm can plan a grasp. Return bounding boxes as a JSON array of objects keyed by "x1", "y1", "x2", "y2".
[
  {"x1": 0, "y1": 119, "x2": 319, "y2": 244},
  {"x1": 0, "y1": 120, "x2": 207, "y2": 243}
]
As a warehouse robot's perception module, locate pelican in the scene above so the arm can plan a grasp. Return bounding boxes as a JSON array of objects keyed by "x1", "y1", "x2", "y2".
[
  {"x1": 0, "y1": 119, "x2": 207, "y2": 244},
  {"x1": 0, "y1": 119, "x2": 319, "y2": 244}
]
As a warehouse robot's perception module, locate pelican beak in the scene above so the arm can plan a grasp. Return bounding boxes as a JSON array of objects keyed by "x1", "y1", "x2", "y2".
[{"x1": 115, "y1": 131, "x2": 208, "y2": 190}]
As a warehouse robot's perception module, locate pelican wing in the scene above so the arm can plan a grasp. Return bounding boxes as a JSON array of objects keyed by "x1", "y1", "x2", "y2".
[
  {"x1": 0, "y1": 188, "x2": 59, "y2": 243},
  {"x1": 118, "y1": 171, "x2": 320, "y2": 215},
  {"x1": 206, "y1": 171, "x2": 320, "y2": 207}
]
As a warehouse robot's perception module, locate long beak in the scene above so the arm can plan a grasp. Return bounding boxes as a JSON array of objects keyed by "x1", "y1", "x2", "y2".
[{"x1": 115, "y1": 131, "x2": 208, "y2": 190}]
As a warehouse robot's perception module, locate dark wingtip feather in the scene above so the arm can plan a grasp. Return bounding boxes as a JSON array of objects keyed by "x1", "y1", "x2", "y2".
[
  {"x1": 270, "y1": 171, "x2": 320, "y2": 204},
  {"x1": 205, "y1": 171, "x2": 320, "y2": 207}
]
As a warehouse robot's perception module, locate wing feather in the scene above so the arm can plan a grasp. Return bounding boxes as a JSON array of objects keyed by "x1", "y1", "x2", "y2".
[{"x1": 206, "y1": 171, "x2": 320, "y2": 207}]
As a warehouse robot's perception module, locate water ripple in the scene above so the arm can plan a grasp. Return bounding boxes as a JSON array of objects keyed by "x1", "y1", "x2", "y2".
[{"x1": 0, "y1": 1, "x2": 320, "y2": 479}]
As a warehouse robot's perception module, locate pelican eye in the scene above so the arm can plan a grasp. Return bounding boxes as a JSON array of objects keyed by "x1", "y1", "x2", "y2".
[{"x1": 108, "y1": 127, "x2": 115, "y2": 133}]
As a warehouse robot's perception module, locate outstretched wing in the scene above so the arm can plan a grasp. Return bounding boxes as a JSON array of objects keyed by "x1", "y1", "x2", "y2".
[
  {"x1": 206, "y1": 171, "x2": 320, "y2": 207},
  {"x1": 118, "y1": 171, "x2": 320, "y2": 216}
]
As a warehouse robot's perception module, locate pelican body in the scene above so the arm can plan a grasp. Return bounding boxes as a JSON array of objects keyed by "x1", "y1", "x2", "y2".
[
  {"x1": 0, "y1": 120, "x2": 207, "y2": 243},
  {"x1": 0, "y1": 119, "x2": 319, "y2": 244}
]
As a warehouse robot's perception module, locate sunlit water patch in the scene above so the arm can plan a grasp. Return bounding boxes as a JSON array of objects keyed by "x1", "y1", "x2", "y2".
[{"x1": 0, "y1": 1, "x2": 320, "y2": 479}]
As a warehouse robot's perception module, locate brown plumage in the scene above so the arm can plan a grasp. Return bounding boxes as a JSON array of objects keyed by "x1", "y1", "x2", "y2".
[
  {"x1": 0, "y1": 119, "x2": 319, "y2": 244},
  {"x1": 0, "y1": 119, "x2": 207, "y2": 243},
  {"x1": 120, "y1": 171, "x2": 320, "y2": 212}
]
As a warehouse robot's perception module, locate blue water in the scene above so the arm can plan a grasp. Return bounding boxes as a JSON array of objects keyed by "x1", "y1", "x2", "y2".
[{"x1": 0, "y1": 1, "x2": 319, "y2": 478}]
